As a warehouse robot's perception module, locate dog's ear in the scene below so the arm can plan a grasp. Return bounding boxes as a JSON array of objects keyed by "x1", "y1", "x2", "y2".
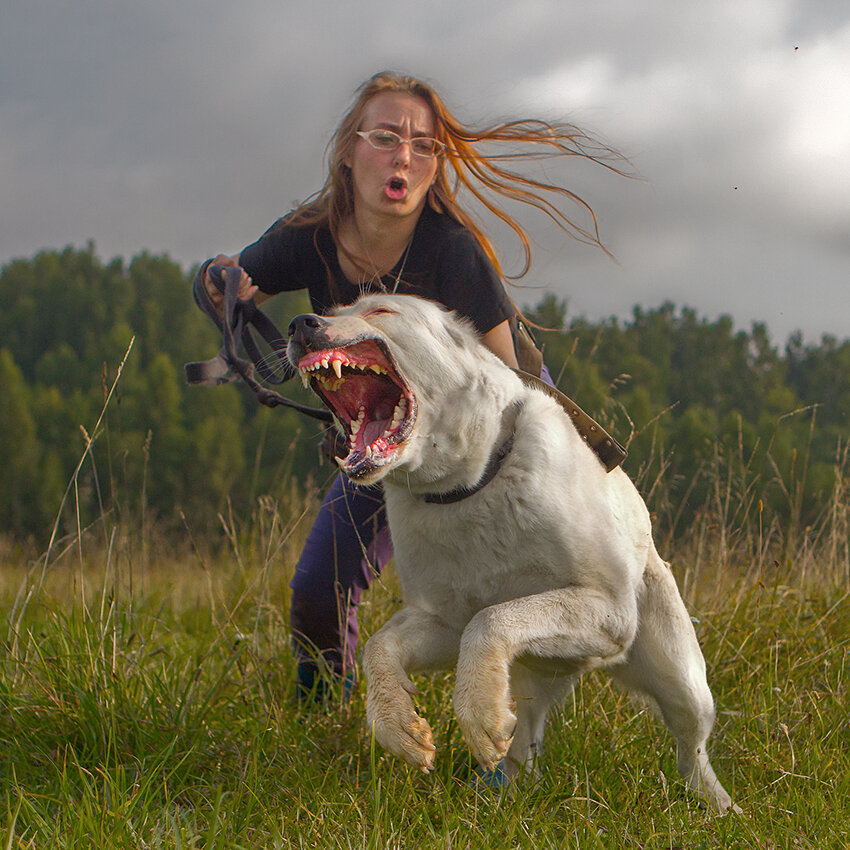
[
  {"x1": 430, "y1": 307, "x2": 479, "y2": 354},
  {"x1": 444, "y1": 321, "x2": 472, "y2": 351}
]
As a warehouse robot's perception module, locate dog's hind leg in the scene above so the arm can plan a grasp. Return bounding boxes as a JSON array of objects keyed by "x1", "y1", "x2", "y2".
[
  {"x1": 454, "y1": 586, "x2": 637, "y2": 773},
  {"x1": 502, "y1": 662, "x2": 576, "y2": 780},
  {"x1": 607, "y1": 557, "x2": 739, "y2": 812}
]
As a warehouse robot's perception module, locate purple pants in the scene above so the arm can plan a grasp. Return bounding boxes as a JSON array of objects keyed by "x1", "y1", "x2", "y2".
[
  {"x1": 289, "y1": 363, "x2": 554, "y2": 687},
  {"x1": 289, "y1": 473, "x2": 393, "y2": 683}
]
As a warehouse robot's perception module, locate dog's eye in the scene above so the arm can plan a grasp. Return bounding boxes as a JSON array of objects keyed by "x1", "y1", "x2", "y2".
[{"x1": 364, "y1": 308, "x2": 395, "y2": 317}]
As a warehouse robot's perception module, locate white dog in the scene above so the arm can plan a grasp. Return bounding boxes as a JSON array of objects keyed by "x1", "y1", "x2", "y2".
[{"x1": 287, "y1": 294, "x2": 738, "y2": 812}]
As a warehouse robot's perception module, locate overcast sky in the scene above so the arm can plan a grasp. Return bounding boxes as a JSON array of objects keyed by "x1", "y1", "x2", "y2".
[{"x1": 3, "y1": 0, "x2": 848, "y2": 345}]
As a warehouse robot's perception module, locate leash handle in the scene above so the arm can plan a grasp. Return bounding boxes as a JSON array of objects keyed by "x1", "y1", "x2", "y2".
[
  {"x1": 208, "y1": 263, "x2": 294, "y2": 385},
  {"x1": 184, "y1": 261, "x2": 238, "y2": 386},
  {"x1": 185, "y1": 262, "x2": 333, "y2": 423}
]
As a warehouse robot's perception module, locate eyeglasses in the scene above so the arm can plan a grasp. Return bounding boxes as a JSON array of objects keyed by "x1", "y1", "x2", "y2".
[{"x1": 356, "y1": 129, "x2": 445, "y2": 158}]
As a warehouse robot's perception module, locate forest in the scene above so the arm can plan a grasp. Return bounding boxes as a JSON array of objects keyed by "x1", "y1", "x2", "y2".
[{"x1": 1, "y1": 243, "x2": 848, "y2": 545}]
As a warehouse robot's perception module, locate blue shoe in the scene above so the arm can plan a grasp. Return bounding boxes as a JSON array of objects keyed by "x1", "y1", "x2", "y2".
[
  {"x1": 296, "y1": 661, "x2": 356, "y2": 704},
  {"x1": 471, "y1": 763, "x2": 510, "y2": 791}
]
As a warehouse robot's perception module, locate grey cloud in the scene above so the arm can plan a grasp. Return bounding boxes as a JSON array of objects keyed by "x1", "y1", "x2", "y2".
[{"x1": 1, "y1": 0, "x2": 848, "y2": 345}]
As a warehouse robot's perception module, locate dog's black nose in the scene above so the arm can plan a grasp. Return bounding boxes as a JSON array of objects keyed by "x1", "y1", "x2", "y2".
[{"x1": 288, "y1": 313, "x2": 328, "y2": 345}]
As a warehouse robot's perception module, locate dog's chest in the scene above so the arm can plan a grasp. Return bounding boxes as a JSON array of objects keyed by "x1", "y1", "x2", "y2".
[{"x1": 383, "y1": 486, "x2": 571, "y2": 625}]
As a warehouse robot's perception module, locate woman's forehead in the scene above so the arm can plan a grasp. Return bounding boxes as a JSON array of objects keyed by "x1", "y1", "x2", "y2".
[{"x1": 360, "y1": 92, "x2": 435, "y2": 133}]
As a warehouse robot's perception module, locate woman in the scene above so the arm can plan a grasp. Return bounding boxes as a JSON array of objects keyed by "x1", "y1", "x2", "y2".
[{"x1": 201, "y1": 71, "x2": 627, "y2": 698}]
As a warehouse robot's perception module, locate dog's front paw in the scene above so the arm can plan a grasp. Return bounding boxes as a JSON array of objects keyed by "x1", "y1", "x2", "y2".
[
  {"x1": 366, "y1": 688, "x2": 436, "y2": 773},
  {"x1": 454, "y1": 682, "x2": 516, "y2": 772}
]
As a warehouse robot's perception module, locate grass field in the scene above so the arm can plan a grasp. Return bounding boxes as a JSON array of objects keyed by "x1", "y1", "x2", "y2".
[
  {"x1": 1, "y1": 468, "x2": 848, "y2": 850},
  {"x1": 2, "y1": 362, "x2": 849, "y2": 849}
]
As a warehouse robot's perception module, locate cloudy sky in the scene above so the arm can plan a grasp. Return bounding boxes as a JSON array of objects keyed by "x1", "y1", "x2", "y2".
[{"x1": 3, "y1": 0, "x2": 848, "y2": 344}]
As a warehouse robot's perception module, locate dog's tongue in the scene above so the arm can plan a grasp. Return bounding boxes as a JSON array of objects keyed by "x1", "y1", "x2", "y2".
[
  {"x1": 360, "y1": 399, "x2": 395, "y2": 446},
  {"x1": 362, "y1": 419, "x2": 389, "y2": 446}
]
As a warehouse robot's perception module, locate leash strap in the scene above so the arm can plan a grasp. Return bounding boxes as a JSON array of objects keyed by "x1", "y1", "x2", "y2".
[
  {"x1": 185, "y1": 260, "x2": 292, "y2": 385},
  {"x1": 184, "y1": 267, "x2": 626, "y2": 452},
  {"x1": 185, "y1": 263, "x2": 332, "y2": 423},
  {"x1": 513, "y1": 370, "x2": 627, "y2": 472}
]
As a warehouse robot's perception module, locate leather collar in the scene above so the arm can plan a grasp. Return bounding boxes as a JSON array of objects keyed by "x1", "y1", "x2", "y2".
[{"x1": 422, "y1": 431, "x2": 515, "y2": 505}]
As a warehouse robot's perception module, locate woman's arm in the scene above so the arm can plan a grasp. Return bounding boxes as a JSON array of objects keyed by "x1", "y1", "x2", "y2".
[
  {"x1": 432, "y1": 226, "x2": 518, "y2": 369},
  {"x1": 481, "y1": 319, "x2": 519, "y2": 369}
]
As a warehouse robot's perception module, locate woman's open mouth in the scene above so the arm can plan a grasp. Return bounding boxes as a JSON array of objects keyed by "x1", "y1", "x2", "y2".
[{"x1": 385, "y1": 177, "x2": 408, "y2": 201}]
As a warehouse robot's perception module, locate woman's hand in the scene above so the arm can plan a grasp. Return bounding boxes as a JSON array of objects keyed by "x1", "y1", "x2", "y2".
[{"x1": 203, "y1": 254, "x2": 259, "y2": 315}]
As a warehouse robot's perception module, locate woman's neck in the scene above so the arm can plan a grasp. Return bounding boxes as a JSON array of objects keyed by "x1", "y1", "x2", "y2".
[{"x1": 345, "y1": 205, "x2": 420, "y2": 273}]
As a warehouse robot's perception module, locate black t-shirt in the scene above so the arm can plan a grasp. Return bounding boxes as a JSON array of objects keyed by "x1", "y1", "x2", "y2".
[{"x1": 238, "y1": 205, "x2": 514, "y2": 336}]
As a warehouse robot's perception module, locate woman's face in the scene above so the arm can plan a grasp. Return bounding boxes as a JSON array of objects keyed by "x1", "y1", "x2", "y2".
[{"x1": 346, "y1": 91, "x2": 439, "y2": 223}]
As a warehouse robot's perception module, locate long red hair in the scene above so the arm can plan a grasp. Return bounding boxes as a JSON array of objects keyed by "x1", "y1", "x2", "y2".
[{"x1": 287, "y1": 71, "x2": 631, "y2": 282}]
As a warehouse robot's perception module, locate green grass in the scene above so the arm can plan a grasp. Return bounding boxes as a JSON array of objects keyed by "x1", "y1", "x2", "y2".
[
  {"x1": 1, "y1": 500, "x2": 848, "y2": 849},
  {"x1": 2, "y1": 359, "x2": 848, "y2": 848}
]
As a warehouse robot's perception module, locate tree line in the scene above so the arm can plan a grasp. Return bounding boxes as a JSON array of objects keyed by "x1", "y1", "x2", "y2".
[{"x1": 1, "y1": 245, "x2": 847, "y2": 542}]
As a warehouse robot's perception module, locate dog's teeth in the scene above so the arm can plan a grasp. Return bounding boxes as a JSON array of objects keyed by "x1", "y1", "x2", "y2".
[
  {"x1": 321, "y1": 358, "x2": 329, "y2": 371},
  {"x1": 332, "y1": 359, "x2": 343, "y2": 379},
  {"x1": 364, "y1": 444, "x2": 372, "y2": 458},
  {"x1": 350, "y1": 408, "x2": 366, "y2": 440},
  {"x1": 334, "y1": 456, "x2": 345, "y2": 468},
  {"x1": 299, "y1": 369, "x2": 310, "y2": 388},
  {"x1": 391, "y1": 399, "x2": 407, "y2": 427}
]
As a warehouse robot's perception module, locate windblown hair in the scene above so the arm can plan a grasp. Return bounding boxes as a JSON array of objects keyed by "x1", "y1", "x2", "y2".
[{"x1": 287, "y1": 70, "x2": 631, "y2": 282}]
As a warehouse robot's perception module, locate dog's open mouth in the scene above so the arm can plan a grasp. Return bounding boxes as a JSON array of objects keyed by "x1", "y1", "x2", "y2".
[{"x1": 297, "y1": 338, "x2": 416, "y2": 478}]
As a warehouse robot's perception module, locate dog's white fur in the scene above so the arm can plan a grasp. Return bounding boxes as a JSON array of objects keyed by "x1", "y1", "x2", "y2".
[{"x1": 295, "y1": 293, "x2": 737, "y2": 812}]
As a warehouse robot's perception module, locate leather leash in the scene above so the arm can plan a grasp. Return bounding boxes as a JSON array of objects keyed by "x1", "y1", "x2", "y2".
[
  {"x1": 185, "y1": 267, "x2": 626, "y2": 470},
  {"x1": 512, "y1": 370, "x2": 626, "y2": 472},
  {"x1": 185, "y1": 263, "x2": 332, "y2": 422}
]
